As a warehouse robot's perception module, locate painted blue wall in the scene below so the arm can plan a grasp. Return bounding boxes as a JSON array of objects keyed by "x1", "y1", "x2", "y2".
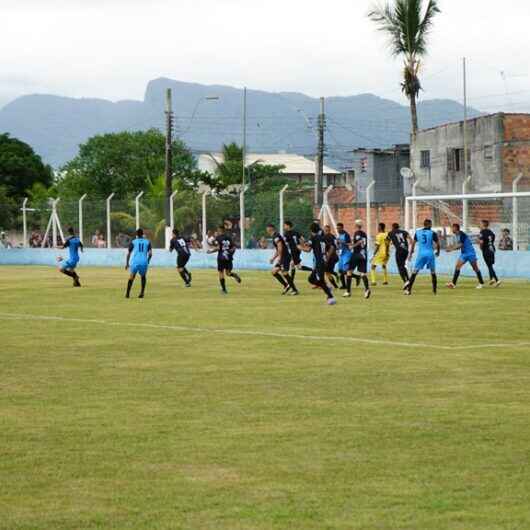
[{"x1": 1, "y1": 248, "x2": 529, "y2": 278}]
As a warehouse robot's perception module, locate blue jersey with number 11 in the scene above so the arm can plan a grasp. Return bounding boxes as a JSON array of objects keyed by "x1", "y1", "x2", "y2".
[
  {"x1": 130, "y1": 237, "x2": 151, "y2": 265},
  {"x1": 415, "y1": 228, "x2": 437, "y2": 256}
]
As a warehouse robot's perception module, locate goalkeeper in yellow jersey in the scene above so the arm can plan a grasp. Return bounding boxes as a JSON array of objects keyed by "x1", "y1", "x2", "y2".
[{"x1": 370, "y1": 222, "x2": 390, "y2": 285}]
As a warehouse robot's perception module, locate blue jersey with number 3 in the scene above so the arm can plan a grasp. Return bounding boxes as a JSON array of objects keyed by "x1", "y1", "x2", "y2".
[
  {"x1": 130, "y1": 238, "x2": 151, "y2": 265},
  {"x1": 415, "y1": 228, "x2": 437, "y2": 257}
]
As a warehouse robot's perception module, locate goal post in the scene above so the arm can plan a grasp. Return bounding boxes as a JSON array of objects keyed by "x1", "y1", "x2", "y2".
[{"x1": 405, "y1": 191, "x2": 530, "y2": 251}]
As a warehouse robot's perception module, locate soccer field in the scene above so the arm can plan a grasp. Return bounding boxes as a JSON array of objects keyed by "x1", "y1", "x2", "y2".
[{"x1": 2, "y1": 266, "x2": 530, "y2": 530}]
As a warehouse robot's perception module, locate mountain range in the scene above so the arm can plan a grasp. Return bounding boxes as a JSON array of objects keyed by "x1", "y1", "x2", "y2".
[{"x1": 0, "y1": 78, "x2": 483, "y2": 169}]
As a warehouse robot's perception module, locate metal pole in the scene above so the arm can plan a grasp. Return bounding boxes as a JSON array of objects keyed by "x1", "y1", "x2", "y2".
[
  {"x1": 404, "y1": 196, "x2": 411, "y2": 234},
  {"x1": 52, "y1": 198, "x2": 60, "y2": 248},
  {"x1": 240, "y1": 188, "x2": 245, "y2": 249},
  {"x1": 106, "y1": 193, "x2": 115, "y2": 249},
  {"x1": 366, "y1": 180, "x2": 375, "y2": 253},
  {"x1": 513, "y1": 173, "x2": 523, "y2": 250},
  {"x1": 322, "y1": 185, "x2": 336, "y2": 231},
  {"x1": 462, "y1": 175, "x2": 471, "y2": 231},
  {"x1": 279, "y1": 184, "x2": 288, "y2": 236},
  {"x1": 164, "y1": 88, "x2": 173, "y2": 227},
  {"x1": 242, "y1": 87, "x2": 247, "y2": 188},
  {"x1": 463, "y1": 57, "x2": 469, "y2": 183},
  {"x1": 169, "y1": 190, "x2": 178, "y2": 231},
  {"x1": 78, "y1": 194, "x2": 87, "y2": 244},
  {"x1": 411, "y1": 177, "x2": 419, "y2": 233},
  {"x1": 22, "y1": 197, "x2": 28, "y2": 248},
  {"x1": 201, "y1": 191, "x2": 208, "y2": 248},
  {"x1": 135, "y1": 191, "x2": 144, "y2": 230}
]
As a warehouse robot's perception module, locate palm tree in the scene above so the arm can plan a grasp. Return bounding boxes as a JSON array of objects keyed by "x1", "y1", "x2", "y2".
[{"x1": 368, "y1": 0, "x2": 441, "y2": 137}]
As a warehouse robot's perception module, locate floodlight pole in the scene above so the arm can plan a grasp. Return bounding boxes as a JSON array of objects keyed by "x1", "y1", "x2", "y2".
[
  {"x1": 78, "y1": 194, "x2": 87, "y2": 244},
  {"x1": 135, "y1": 191, "x2": 144, "y2": 230},
  {"x1": 513, "y1": 173, "x2": 523, "y2": 250},
  {"x1": 22, "y1": 197, "x2": 28, "y2": 248},
  {"x1": 279, "y1": 184, "x2": 288, "y2": 236},
  {"x1": 366, "y1": 180, "x2": 375, "y2": 252},
  {"x1": 52, "y1": 198, "x2": 60, "y2": 248},
  {"x1": 106, "y1": 193, "x2": 115, "y2": 249},
  {"x1": 241, "y1": 86, "x2": 247, "y2": 249},
  {"x1": 462, "y1": 175, "x2": 472, "y2": 231},
  {"x1": 240, "y1": 187, "x2": 246, "y2": 249}
]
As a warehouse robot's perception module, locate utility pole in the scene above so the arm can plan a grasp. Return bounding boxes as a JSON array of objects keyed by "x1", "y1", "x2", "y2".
[
  {"x1": 463, "y1": 57, "x2": 469, "y2": 180},
  {"x1": 240, "y1": 87, "x2": 247, "y2": 249},
  {"x1": 164, "y1": 88, "x2": 174, "y2": 227},
  {"x1": 314, "y1": 97, "x2": 325, "y2": 206}
]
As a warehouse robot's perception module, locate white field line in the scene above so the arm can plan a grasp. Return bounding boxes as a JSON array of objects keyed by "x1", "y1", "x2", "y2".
[{"x1": 1, "y1": 312, "x2": 530, "y2": 351}]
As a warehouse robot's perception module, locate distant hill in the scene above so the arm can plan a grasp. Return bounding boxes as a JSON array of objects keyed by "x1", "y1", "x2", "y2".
[{"x1": 0, "y1": 78, "x2": 483, "y2": 169}]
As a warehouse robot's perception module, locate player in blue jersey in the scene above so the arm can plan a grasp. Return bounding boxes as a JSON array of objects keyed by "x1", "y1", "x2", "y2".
[
  {"x1": 336, "y1": 223, "x2": 352, "y2": 289},
  {"x1": 405, "y1": 219, "x2": 441, "y2": 296},
  {"x1": 58, "y1": 227, "x2": 83, "y2": 287},
  {"x1": 125, "y1": 228, "x2": 152, "y2": 298},
  {"x1": 446, "y1": 223, "x2": 485, "y2": 289}
]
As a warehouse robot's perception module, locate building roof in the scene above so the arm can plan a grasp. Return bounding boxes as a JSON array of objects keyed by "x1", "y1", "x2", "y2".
[
  {"x1": 417, "y1": 112, "x2": 530, "y2": 134},
  {"x1": 198, "y1": 152, "x2": 341, "y2": 175}
]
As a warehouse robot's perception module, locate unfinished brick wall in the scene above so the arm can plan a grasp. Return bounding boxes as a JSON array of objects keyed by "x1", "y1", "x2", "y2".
[{"x1": 502, "y1": 114, "x2": 530, "y2": 190}]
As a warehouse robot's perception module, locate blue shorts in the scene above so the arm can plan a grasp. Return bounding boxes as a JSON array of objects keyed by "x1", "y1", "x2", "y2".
[
  {"x1": 414, "y1": 254, "x2": 436, "y2": 272},
  {"x1": 130, "y1": 262, "x2": 148, "y2": 276},
  {"x1": 339, "y1": 252, "x2": 352, "y2": 271},
  {"x1": 460, "y1": 253, "x2": 477, "y2": 264},
  {"x1": 61, "y1": 258, "x2": 79, "y2": 270}
]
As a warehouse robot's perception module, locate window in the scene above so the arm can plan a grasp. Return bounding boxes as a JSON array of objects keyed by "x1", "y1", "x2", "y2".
[
  {"x1": 420, "y1": 150, "x2": 431, "y2": 168},
  {"x1": 447, "y1": 148, "x2": 470, "y2": 172},
  {"x1": 484, "y1": 145, "x2": 494, "y2": 161}
]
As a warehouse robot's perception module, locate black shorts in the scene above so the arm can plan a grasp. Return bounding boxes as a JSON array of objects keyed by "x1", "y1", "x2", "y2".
[
  {"x1": 217, "y1": 258, "x2": 233, "y2": 272},
  {"x1": 482, "y1": 250, "x2": 495, "y2": 266},
  {"x1": 349, "y1": 254, "x2": 367, "y2": 274},
  {"x1": 325, "y1": 254, "x2": 339, "y2": 274},
  {"x1": 395, "y1": 250, "x2": 408, "y2": 268},
  {"x1": 290, "y1": 249, "x2": 302, "y2": 266},
  {"x1": 177, "y1": 254, "x2": 190, "y2": 269},
  {"x1": 309, "y1": 263, "x2": 326, "y2": 284},
  {"x1": 274, "y1": 253, "x2": 291, "y2": 273}
]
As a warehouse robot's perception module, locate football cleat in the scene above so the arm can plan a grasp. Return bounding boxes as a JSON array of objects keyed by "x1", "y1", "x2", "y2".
[
  {"x1": 476, "y1": 284, "x2": 484, "y2": 289},
  {"x1": 364, "y1": 289, "x2": 371, "y2": 299},
  {"x1": 327, "y1": 298, "x2": 337, "y2": 306},
  {"x1": 342, "y1": 292, "x2": 351, "y2": 298},
  {"x1": 446, "y1": 282, "x2": 456, "y2": 289}
]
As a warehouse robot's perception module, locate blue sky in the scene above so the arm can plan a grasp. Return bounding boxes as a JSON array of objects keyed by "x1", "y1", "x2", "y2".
[{"x1": 2, "y1": 0, "x2": 529, "y2": 112}]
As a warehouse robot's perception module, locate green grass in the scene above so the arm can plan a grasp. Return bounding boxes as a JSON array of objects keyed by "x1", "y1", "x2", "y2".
[{"x1": 2, "y1": 266, "x2": 530, "y2": 530}]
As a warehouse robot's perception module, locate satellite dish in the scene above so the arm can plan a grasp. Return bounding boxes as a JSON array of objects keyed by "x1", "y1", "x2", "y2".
[{"x1": 400, "y1": 167, "x2": 414, "y2": 179}]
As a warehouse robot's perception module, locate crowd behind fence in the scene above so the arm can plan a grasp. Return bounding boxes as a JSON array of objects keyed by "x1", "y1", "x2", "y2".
[{"x1": 1, "y1": 186, "x2": 530, "y2": 252}]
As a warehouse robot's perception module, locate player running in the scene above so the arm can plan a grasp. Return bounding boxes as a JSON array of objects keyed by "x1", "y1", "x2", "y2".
[
  {"x1": 125, "y1": 228, "x2": 152, "y2": 298},
  {"x1": 169, "y1": 228, "x2": 192, "y2": 287},
  {"x1": 387, "y1": 222, "x2": 412, "y2": 287},
  {"x1": 405, "y1": 219, "x2": 440, "y2": 296},
  {"x1": 336, "y1": 223, "x2": 352, "y2": 289},
  {"x1": 479, "y1": 220, "x2": 501, "y2": 287},
  {"x1": 323, "y1": 225, "x2": 339, "y2": 289},
  {"x1": 446, "y1": 223, "x2": 485, "y2": 289},
  {"x1": 343, "y1": 220, "x2": 371, "y2": 299},
  {"x1": 283, "y1": 221, "x2": 312, "y2": 277},
  {"x1": 266, "y1": 224, "x2": 298, "y2": 295},
  {"x1": 299, "y1": 222, "x2": 336, "y2": 305},
  {"x1": 58, "y1": 227, "x2": 83, "y2": 287},
  {"x1": 370, "y1": 222, "x2": 390, "y2": 285},
  {"x1": 207, "y1": 225, "x2": 242, "y2": 294}
]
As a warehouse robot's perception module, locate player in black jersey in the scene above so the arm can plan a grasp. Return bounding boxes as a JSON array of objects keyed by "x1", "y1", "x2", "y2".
[
  {"x1": 283, "y1": 221, "x2": 312, "y2": 276},
  {"x1": 387, "y1": 223, "x2": 412, "y2": 287},
  {"x1": 479, "y1": 220, "x2": 501, "y2": 287},
  {"x1": 266, "y1": 224, "x2": 298, "y2": 295},
  {"x1": 207, "y1": 225, "x2": 242, "y2": 294},
  {"x1": 323, "y1": 225, "x2": 339, "y2": 288},
  {"x1": 299, "y1": 222, "x2": 336, "y2": 305},
  {"x1": 343, "y1": 220, "x2": 371, "y2": 299},
  {"x1": 169, "y1": 228, "x2": 192, "y2": 287}
]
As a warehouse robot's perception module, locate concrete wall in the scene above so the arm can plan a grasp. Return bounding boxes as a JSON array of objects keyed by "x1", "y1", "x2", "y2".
[
  {"x1": 2, "y1": 248, "x2": 530, "y2": 279},
  {"x1": 412, "y1": 114, "x2": 504, "y2": 194}
]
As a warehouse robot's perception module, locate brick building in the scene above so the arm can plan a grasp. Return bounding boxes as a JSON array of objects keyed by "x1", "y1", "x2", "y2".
[{"x1": 411, "y1": 113, "x2": 530, "y2": 194}]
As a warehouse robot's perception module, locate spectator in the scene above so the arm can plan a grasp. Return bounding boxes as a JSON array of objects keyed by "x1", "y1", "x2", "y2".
[
  {"x1": 0, "y1": 231, "x2": 13, "y2": 249},
  {"x1": 91, "y1": 230, "x2": 101, "y2": 247},
  {"x1": 499, "y1": 228, "x2": 514, "y2": 251},
  {"x1": 258, "y1": 236, "x2": 269, "y2": 250},
  {"x1": 29, "y1": 231, "x2": 42, "y2": 248},
  {"x1": 96, "y1": 233, "x2": 106, "y2": 248}
]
